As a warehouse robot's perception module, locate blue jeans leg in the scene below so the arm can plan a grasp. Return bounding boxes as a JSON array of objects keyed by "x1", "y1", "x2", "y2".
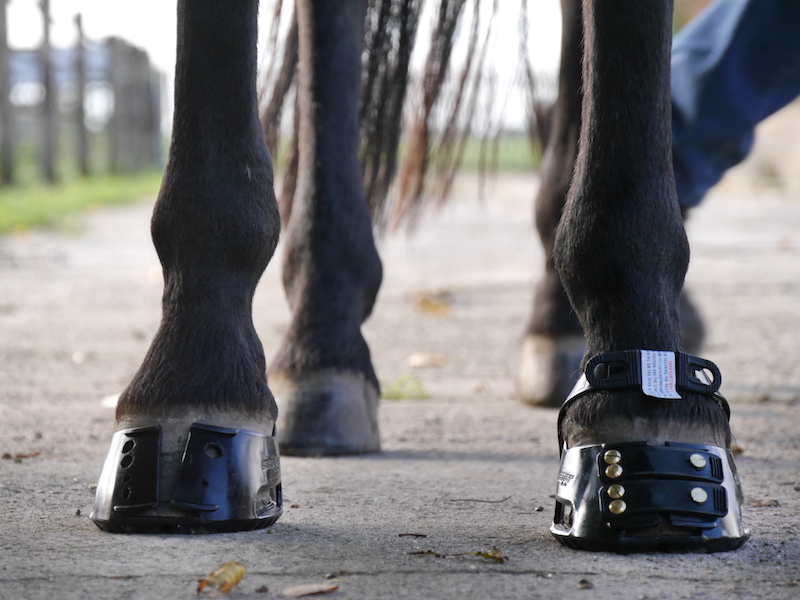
[{"x1": 672, "y1": 0, "x2": 800, "y2": 208}]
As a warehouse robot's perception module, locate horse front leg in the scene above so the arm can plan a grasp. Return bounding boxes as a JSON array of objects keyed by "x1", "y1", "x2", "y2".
[
  {"x1": 92, "y1": 0, "x2": 283, "y2": 532},
  {"x1": 550, "y1": 0, "x2": 747, "y2": 552},
  {"x1": 268, "y1": 0, "x2": 383, "y2": 456},
  {"x1": 519, "y1": 0, "x2": 705, "y2": 407}
]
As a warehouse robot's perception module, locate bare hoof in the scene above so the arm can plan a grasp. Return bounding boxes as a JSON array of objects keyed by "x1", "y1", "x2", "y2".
[
  {"x1": 92, "y1": 411, "x2": 282, "y2": 533},
  {"x1": 551, "y1": 352, "x2": 748, "y2": 553},
  {"x1": 270, "y1": 370, "x2": 381, "y2": 456},
  {"x1": 517, "y1": 334, "x2": 585, "y2": 407}
]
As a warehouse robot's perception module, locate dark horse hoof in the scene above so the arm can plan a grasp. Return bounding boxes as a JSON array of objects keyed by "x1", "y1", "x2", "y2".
[
  {"x1": 270, "y1": 370, "x2": 381, "y2": 456},
  {"x1": 92, "y1": 422, "x2": 282, "y2": 533},
  {"x1": 551, "y1": 351, "x2": 748, "y2": 553},
  {"x1": 551, "y1": 441, "x2": 749, "y2": 553}
]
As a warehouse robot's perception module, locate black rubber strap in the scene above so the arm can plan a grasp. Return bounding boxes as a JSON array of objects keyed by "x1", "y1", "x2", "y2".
[
  {"x1": 596, "y1": 443, "x2": 725, "y2": 483},
  {"x1": 580, "y1": 350, "x2": 721, "y2": 395},
  {"x1": 602, "y1": 480, "x2": 728, "y2": 528},
  {"x1": 557, "y1": 351, "x2": 730, "y2": 453}
]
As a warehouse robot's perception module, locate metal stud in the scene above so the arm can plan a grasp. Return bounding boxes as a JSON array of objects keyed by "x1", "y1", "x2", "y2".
[
  {"x1": 689, "y1": 453, "x2": 707, "y2": 469},
  {"x1": 607, "y1": 484, "x2": 626, "y2": 499},
  {"x1": 690, "y1": 487, "x2": 708, "y2": 504},
  {"x1": 608, "y1": 499, "x2": 627, "y2": 514},
  {"x1": 605, "y1": 464, "x2": 623, "y2": 479},
  {"x1": 603, "y1": 449, "x2": 622, "y2": 464}
]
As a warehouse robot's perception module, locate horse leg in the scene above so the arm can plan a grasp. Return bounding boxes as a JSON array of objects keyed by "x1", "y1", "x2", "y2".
[
  {"x1": 268, "y1": 0, "x2": 383, "y2": 456},
  {"x1": 92, "y1": 0, "x2": 282, "y2": 533},
  {"x1": 550, "y1": 0, "x2": 746, "y2": 552},
  {"x1": 518, "y1": 0, "x2": 584, "y2": 407},
  {"x1": 519, "y1": 0, "x2": 705, "y2": 407}
]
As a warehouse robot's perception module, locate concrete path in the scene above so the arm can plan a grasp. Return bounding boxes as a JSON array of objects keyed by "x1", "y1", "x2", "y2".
[{"x1": 1, "y1": 174, "x2": 799, "y2": 599}]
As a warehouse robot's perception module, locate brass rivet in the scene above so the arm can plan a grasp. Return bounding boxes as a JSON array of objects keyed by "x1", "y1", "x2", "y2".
[
  {"x1": 690, "y1": 487, "x2": 708, "y2": 504},
  {"x1": 604, "y1": 449, "x2": 622, "y2": 464},
  {"x1": 605, "y1": 464, "x2": 623, "y2": 479},
  {"x1": 607, "y1": 484, "x2": 626, "y2": 499},
  {"x1": 689, "y1": 453, "x2": 707, "y2": 469},
  {"x1": 609, "y1": 499, "x2": 627, "y2": 514}
]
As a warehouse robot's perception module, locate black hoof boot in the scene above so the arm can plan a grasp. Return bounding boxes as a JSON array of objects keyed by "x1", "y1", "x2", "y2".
[
  {"x1": 92, "y1": 419, "x2": 282, "y2": 533},
  {"x1": 551, "y1": 441, "x2": 748, "y2": 553},
  {"x1": 551, "y1": 351, "x2": 749, "y2": 553}
]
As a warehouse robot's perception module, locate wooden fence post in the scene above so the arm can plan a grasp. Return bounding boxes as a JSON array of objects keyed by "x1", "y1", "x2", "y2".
[
  {"x1": 74, "y1": 13, "x2": 89, "y2": 176},
  {"x1": 0, "y1": 0, "x2": 14, "y2": 185},
  {"x1": 40, "y1": 0, "x2": 58, "y2": 183}
]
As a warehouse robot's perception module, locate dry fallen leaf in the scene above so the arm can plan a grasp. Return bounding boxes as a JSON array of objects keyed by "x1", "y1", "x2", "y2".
[
  {"x1": 454, "y1": 547, "x2": 508, "y2": 564},
  {"x1": 412, "y1": 290, "x2": 453, "y2": 316},
  {"x1": 750, "y1": 498, "x2": 780, "y2": 507},
  {"x1": 477, "y1": 548, "x2": 507, "y2": 564},
  {"x1": 281, "y1": 582, "x2": 340, "y2": 597},
  {"x1": 730, "y1": 442, "x2": 745, "y2": 456},
  {"x1": 411, "y1": 547, "x2": 507, "y2": 563},
  {"x1": 197, "y1": 561, "x2": 246, "y2": 595},
  {"x1": 407, "y1": 352, "x2": 448, "y2": 368}
]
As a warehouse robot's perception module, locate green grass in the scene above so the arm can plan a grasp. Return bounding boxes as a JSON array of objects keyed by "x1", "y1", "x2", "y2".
[
  {"x1": 455, "y1": 134, "x2": 542, "y2": 172},
  {"x1": 277, "y1": 134, "x2": 542, "y2": 174},
  {"x1": 382, "y1": 374, "x2": 429, "y2": 400},
  {"x1": 0, "y1": 133, "x2": 537, "y2": 235},
  {"x1": 0, "y1": 171, "x2": 163, "y2": 234}
]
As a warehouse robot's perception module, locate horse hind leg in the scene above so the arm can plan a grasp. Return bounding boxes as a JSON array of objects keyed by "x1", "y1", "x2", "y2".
[
  {"x1": 268, "y1": 0, "x2": 383, "y2": 457},
  {"x1": 518, "y1": 0, "x2": 585, "y2": 407},
  {"x1": 550, "y1": 0, "x2": 746, "y2": 553}
]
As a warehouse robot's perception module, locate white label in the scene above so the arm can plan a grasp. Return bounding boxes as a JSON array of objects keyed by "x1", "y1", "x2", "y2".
[{"x1": 640, "y1": 350, "x2": 681, "y2": 399}]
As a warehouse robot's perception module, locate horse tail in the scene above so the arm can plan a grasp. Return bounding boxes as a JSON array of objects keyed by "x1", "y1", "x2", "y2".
[{"x1": 259, "y1": 0, "x2": 537, "y2": 233}]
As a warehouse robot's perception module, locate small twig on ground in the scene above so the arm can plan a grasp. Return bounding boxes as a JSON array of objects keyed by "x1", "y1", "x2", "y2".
[
  {"x1": 409, "y1": 547, "x2": 507, "y2": 564},
  {"x1": 408, "y1": 550, "x2": 447, "y2": 558},
  {"x1": 1, "y1": 451, "x2": 41, "y2": 460},
  {"x1": 447, "y1": 495, "x2": 512, "y2": 503}
]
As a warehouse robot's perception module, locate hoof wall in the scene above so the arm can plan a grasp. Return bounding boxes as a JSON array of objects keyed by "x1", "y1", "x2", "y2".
[
  {"x1": 271, "y1": 371, "x2": 380, "y2": 456},
  {"x1": 517, "y1": 335, "x2": 584, "y2": 407},
  {"x1": 551, "y1": 441, "x2": 748, "y2": 553},
  {"x1": 92, "y1": 423, "x2": 282, "y2": 534}
]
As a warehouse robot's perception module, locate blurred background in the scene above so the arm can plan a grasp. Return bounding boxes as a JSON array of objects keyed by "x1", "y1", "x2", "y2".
[{"x1": 3, "y1": 0, "x2": 798, "y2": 237}]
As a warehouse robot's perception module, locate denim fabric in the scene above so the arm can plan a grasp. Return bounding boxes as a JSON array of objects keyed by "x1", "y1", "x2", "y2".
[{"x1": 672, "y1": 0, "x2": 800, "y2": 208}]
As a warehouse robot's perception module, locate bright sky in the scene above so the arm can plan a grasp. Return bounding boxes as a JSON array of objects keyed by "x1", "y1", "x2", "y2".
[{"x1": 7, "y1": 0, "x2": 562, "y2": 128}]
